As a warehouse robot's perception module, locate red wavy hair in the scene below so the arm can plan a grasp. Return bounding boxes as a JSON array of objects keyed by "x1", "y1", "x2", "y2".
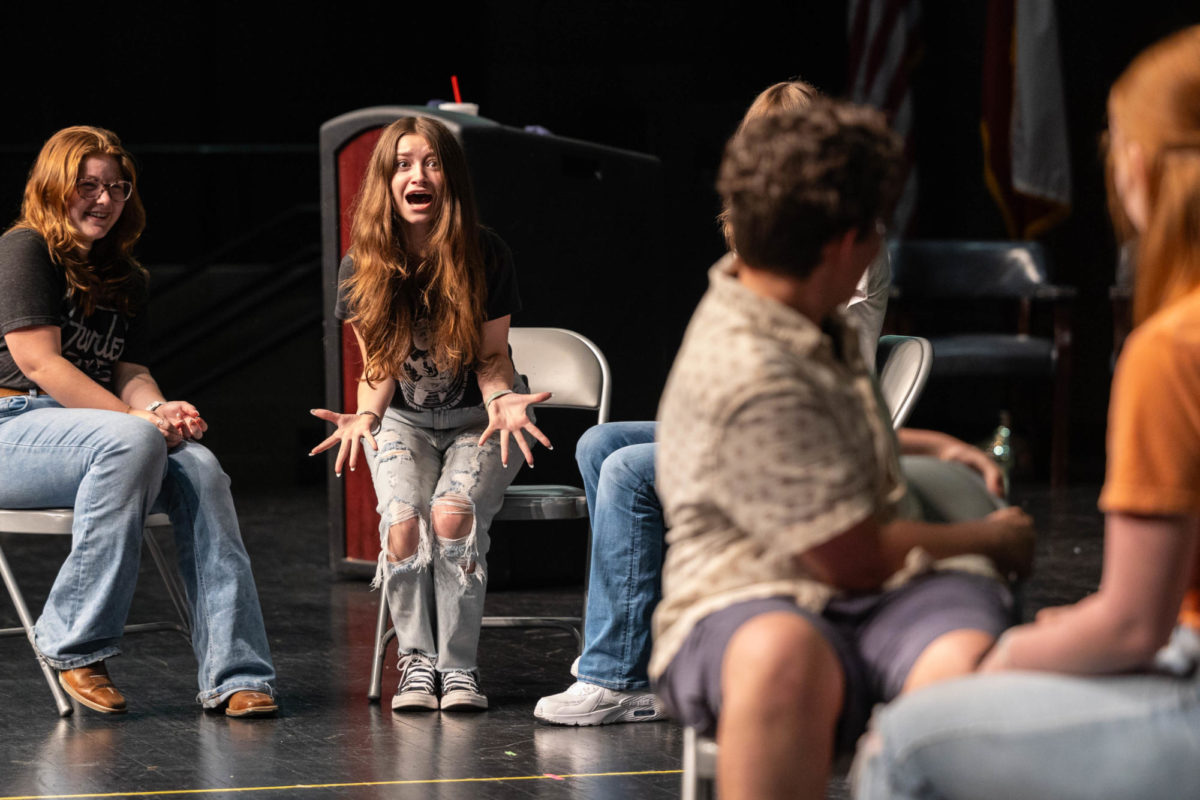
[{"x1": 10, "y1": 125, "x2": 147, "y2": 316}]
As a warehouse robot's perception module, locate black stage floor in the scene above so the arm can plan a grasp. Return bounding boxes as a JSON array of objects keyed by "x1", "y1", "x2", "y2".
[{"x1": 0, "y1": 481, "x2": 1103, "y2": 800}]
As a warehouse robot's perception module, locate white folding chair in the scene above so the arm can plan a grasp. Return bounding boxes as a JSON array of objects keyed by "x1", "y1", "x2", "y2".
[
  {"x1": 876, "y1": 334, "x2": 934, "y2": 429},
  {"x1": 0, "y1": 510, "x2": 191, "y2": 717},
  {"x1": 368, "y1": 327, "x2": 611, "y2": 702}
]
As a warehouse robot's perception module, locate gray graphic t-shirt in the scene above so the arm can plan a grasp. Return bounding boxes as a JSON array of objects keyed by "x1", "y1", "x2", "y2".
[
  {"x1": 0, "y1": 229, "x2": 148, "y2": 391},
  {"x1": 335, "y1": 227, "x2": 522, "y2": 413}
]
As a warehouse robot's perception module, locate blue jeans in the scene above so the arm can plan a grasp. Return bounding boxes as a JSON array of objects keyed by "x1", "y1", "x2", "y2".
[
  {"x1": 0, "y1": 395, "x2": 275, "y2": 707},
  {"x1": 575, "y1": 421, "x2": 661, "y2": 691},
  {"x1": 852, "y1": 628, "x2": 1200, "y2": 800}
]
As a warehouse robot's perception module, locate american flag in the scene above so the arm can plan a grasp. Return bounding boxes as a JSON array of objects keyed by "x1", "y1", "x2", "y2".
[{"x1": 847, "y1": 0, "x2": 924, "y2": 234}]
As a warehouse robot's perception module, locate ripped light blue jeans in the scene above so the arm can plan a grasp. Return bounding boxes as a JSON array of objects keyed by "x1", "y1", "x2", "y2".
[
  {"x1": 363, "y1": 403, "x2": 520, "y2": 673},
  {"x1": 0, "y1": 395, "x2": 275, "y2": 707}
]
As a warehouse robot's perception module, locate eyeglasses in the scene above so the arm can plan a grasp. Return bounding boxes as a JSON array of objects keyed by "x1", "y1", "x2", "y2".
[{"x1": 76, "y1": 178, "x2": 132, "y2": 202}]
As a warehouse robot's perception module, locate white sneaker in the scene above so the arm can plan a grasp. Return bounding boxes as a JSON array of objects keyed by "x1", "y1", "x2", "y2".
[
  {"x1": 440, "y1": 669, "x2": 488, "y2": 711},
  {"x1": 534, "y1": 680, "x2": 665, "y2": 726},
  {"x1": 392, "y1": 653, "x2": 438, "y2": 711}
]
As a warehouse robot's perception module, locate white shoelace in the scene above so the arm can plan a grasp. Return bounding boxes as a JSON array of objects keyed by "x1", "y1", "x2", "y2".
[
  {"x1": 399, "y1": 657, "x2": 436, "y2": 694},
  {"x1": 441, "y1": 670, "x2": 480, "y2": 694}
]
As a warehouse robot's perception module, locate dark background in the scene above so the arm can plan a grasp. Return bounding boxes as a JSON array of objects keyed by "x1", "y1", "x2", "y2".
[{"x1": 2, "y1": 1, "x2": 1197, "y2": 496}]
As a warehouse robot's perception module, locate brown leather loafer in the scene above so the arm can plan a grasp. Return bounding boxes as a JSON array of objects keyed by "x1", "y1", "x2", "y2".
[
  {"x1": 58, "y1": 662, "x2": 127, "y2": 714},
  {"x1": 225, "y1": 690, "x2": 278, "y2": 718}
]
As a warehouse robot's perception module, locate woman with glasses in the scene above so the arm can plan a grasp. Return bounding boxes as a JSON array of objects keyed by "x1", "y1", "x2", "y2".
[
  {"x1": 0, "y1": 126, "x2": 276, "y2": 717},
  {"x1": 310, "y1": 116, "x2": 549, "y2": 712},
  {"x1": 853, "y1": 25, "x2": 1200, "y2": 799}
]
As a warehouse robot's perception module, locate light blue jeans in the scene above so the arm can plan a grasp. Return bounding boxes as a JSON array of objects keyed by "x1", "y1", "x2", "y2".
[
  {"x1": 852, "y1": 628, "x2": 1200, "y2": 800},
  {"x1": 575, "y1": 421, "x2": 661, "y2": 691},
  {"x1": 0, "y1": 395, "x2": 275, "y2": 707},
  {"x1": 364, "y1": 404, "x2": 520, "y2": 673}
]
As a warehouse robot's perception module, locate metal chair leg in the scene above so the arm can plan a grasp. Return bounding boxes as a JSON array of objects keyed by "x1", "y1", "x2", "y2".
[
  {"x1": 681, "y1": 726, "x2": 719, "y2": 800},
  {"x1": 368, "y1": 590, "x2": 391, "y2": 702},
  {"x1": 143, "y1": 527, "x2": 192, "y2": 636},
  {"x1": 0, "y1": 543, "x2": 72, "y2": 717}
]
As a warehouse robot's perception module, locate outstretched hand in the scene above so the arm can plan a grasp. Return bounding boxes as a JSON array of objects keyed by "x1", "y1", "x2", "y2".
[
  {"x1": 478, "y1": 391, "x2": 553, "y2": 467},
  {"x1": 310, "y1": 408, "x2": 378, "y2": 477}
]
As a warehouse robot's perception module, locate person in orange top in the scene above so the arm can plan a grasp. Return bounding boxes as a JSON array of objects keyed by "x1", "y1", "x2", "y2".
[{"x1": 852, "y1": 25, "x2": 1200, "y2": 800}]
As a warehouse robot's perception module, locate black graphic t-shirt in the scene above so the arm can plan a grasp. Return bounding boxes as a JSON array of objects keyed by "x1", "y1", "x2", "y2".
[
  {"x1": 335, "y1": 227, "x2": 522, "y2": 413},
  {"x1": 0, "y1": 229, "x2": 148, "y2": 391}
]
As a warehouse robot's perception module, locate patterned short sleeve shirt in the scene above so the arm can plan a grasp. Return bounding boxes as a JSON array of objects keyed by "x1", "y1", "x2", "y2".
[{"x1": 650, "y1": 255, "x2": 906, "y2": 679}]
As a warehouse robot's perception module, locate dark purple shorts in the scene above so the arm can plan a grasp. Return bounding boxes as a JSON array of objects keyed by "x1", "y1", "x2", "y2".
[{"x1": 655, "y1": 571, "x2": 1012, "y2": 753}]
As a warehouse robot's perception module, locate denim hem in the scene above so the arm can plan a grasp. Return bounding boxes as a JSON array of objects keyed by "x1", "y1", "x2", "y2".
[
  {"x1": 396, "y1": 648, "x2": 438, "y2": 668},
  {"x1": 436, "y1": 666, "x2": 481, "y2": 675},
  {"x1": 197, "y1": 681, "x2": 276, "y2": 708},
  {"x1": 35, "y1": 644, "x2": 121, "y2": 671},
  {"x1": 576, "y1": 671, "x2": 651, "y2": 692}
]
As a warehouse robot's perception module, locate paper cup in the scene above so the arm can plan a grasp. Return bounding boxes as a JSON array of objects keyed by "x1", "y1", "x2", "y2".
[{"x1": 438, "y1": 102, "x2": 479, "y2": 116}]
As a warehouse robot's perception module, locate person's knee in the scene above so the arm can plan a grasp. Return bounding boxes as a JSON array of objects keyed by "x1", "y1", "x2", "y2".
[
  {"x1": 174, "y1": 441, "x2": 224, "y2": 477},
  {"x1": 431, "y1": 494, "x2": 473, "y2": 541},
  {"x1": 385, "y1": 504, "x2": 421, "y2": 562},
  {"x1": 723, "y1": 613, "x2": 843, "y2": 716},
  {"x1": 603, "y1": 445, "x2": 656, "y2": 497},
  {"x1": 902, "y1": 628, "x2": 996, "y2": 693},
  {"x1": 432, "y1": 494, "x2": 480, "y2": 574},
  {"x1": 575, "y1": 423, "x2": 615, "y2": 475},
  {"x1": 121, "y1": 418, "x2": 169, "y2": 477}
]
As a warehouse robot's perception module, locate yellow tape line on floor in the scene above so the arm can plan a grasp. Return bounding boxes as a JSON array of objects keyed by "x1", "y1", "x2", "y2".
[{"x1": 0, "y1": 769, "x2": 684, "y2": 800}]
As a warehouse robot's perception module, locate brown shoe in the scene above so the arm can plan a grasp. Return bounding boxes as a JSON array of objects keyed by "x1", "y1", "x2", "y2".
[
  {"x1": 225, "y1": 690, "x2": 278, "y2": 718},
  {"x1": 58, "y1": 662, "x2": 127, "y2": 714}
]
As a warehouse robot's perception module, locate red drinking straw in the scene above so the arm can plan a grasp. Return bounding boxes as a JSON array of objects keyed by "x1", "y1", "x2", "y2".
[{"x1": 451, "y1": 75, "x2": 463, "y2": 103}]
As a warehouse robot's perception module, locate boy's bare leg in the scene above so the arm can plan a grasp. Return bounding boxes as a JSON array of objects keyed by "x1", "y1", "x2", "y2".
[
  {"x1": 902, "y1": 629, "x2": 996, "y2": 693},
  {"x1": 718, "y1": 612, "x2": 845, "y2": 800}
]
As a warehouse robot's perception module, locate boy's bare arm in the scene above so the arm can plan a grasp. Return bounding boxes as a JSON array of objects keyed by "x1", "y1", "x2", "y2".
[{"x1": 795, "y1": 507, "x2": 1035, "y2": 593}]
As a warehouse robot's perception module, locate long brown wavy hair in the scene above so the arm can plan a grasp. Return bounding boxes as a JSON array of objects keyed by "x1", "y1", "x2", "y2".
[
  {"x1": 1107, "y1": 25, "x2": 1200, "y2": 326},
  {"x1": 10, "y1": 126, "x2": 147, "y2": 316},
  {"x1": 343, "y1": 116, "x2": 487, "y2": 383}
]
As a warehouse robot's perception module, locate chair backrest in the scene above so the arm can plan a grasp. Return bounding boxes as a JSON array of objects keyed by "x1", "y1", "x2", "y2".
[
  {"x1": 876, "y1": 335, "x2": 933, "y2": 429},
  {"x1": 508, "y1": 327, "x2": 611, "y2": 424},
  {"x1": 889, "y1": 240, "x2": 1051, "y2": 299}
]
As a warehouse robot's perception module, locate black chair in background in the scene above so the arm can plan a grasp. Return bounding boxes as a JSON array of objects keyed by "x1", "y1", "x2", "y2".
[{"x1": 888, "y1": 240, "x2": 1075, "y2": 487}]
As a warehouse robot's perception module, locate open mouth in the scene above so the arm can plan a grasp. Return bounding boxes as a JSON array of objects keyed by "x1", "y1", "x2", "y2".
[{"x1": 406, "y1": 192, "x2": 434, "y2": 207}]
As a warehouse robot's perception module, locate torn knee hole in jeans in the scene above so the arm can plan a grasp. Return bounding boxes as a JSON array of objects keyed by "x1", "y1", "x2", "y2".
[
  {"x1": 385, "y1": 506, "x2": 419, "y2": 562},
  {"x1": 432, "y1": 494, "x2": 482, "y2": 581},
  {"x1": 371, "y1": 501, "x2": 431, "y2": 589}
]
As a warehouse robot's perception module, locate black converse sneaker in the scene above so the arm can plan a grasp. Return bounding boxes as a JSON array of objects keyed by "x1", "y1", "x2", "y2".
[
  {"x1": 392, "y1": 653, "x2": 438, "y2": 711},
  {"x1": 440, "y1": 669, "x2": 488, "y2": 711}
]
